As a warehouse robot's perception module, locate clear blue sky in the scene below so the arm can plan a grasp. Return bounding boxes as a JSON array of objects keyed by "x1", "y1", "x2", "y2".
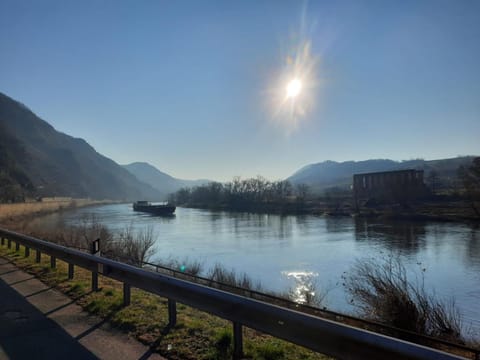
[{"x1": 1, "y1": 0, "x2": 479, "y2": 181}]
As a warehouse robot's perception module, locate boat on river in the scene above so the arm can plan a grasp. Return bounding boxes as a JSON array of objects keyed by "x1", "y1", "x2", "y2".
[{"x1": 132, "y1": 201, "x2": 176, "y2": 215}]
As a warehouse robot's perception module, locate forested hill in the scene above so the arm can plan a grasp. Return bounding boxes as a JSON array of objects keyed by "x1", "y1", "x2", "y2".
[
  {"x1": 288, "y1": 157, "x2": 476, "y2": 193},
  {"x1": 0, "y1": 121, "x2": 34, "y2": 201},
  {"x1": 0, "y1": 92, "x2": 161, "y2": 201}
]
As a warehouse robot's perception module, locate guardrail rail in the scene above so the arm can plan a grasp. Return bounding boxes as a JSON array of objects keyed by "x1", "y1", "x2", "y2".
[{"x1": 0, "y1": 227, "x2": 476, "y2": 360}]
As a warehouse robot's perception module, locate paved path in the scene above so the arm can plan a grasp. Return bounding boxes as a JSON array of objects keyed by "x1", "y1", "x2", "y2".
[{"x1": 0, "y1": 257, "x2": 165, "y2": 360}]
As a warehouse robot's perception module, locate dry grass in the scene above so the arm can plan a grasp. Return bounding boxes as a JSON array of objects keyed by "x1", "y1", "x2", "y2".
[{"x1": 0, "y1": 199, "x2": 112, "y2": 221}]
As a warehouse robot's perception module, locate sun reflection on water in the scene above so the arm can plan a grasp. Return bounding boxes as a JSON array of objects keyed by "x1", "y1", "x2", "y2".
[{"x1": 282, "y1": 270, "x2": 320, "y2": 304}]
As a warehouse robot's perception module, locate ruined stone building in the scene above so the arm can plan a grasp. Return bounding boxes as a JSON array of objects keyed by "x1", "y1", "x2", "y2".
[{"x1": 353, "y1": 169, "x2": 426, "y2": 206}]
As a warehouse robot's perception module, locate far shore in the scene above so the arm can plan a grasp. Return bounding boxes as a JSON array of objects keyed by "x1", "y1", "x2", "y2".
[
  {"x1": 178, "y1": 199, "x2": 480, "y2": 224},
  {"x1": 1, "y1": 197, "x2": 478, "y2": 227}
]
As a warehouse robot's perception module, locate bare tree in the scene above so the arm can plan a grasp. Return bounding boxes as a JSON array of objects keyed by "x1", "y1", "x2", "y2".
[
  {"x1": 458, "y1": 157, "x2": 480, "y2": 217},
  {"x1": 295, "y1": 183, "x2": 310, "y2": 203},
  {"x1": 114, "y1": 224, "x2": 157, "y2": 266},
  {"x1": 427, "y1": 170, "x2": 439, "y2": 194}
]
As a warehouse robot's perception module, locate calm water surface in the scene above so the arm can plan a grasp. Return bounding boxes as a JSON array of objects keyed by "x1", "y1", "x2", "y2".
[{"x1": 39, "y1": 203, "x2": 480, "y2": 332}]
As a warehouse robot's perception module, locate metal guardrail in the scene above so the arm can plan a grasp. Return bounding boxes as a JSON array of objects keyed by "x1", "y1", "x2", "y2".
[
  {"x1": 70, "y1": 248, "x2": 479, "y2": 359},
  {"x1": 0, "y1": 228, "x2": 472, "y2": 360},
  {"x1": 136, "y1": 259, "x2": 479, "y2": 359},
  {"x1": 140, "y1": 259, "x2": 480, "y2": 358}
]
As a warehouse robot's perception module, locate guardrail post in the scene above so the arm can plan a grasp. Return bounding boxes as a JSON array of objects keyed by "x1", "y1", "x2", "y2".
[
  {"x1": 123, "y1": 283, "x2": 131, "y2": 306},
  {"x1": 15, "y1": 242, "x2": 20, "y2": 251},
  {"x1": 68, "y1": 263, "x2": 74, "y2": 279},
  {"x1": 168, "y1": 299, "x2": 177, "y2": 327},
  {"x1": 0, "y1": 227, "x2": 477, "y2": 359},
  {"x1": 50, "y1": 256, "x2": 56, "y2": 268},
  {"x1": 92, "y1": 271, "x2": 98, "y2": 292},
  {"x1": 233, "y1": 322, "x2": 243, "y2": 360},
  {"x1": 7, "y1": 238, "x2": 11, "y2": 249},
  {"x1": 25, "y1": 246, "x2": 30, "y2": 257},
  {"x1": 36, "y1": 250, "x2": 41, "y2": 263}
]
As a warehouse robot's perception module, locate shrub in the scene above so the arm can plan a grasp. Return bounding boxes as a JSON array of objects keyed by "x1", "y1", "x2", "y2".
[
  {"x1": 157, "y1": 257, "x2": 204, "y2": 276},
  {"x1": 207, "y1": 263, "x2": 263, "y2": 292},
  {"x1": 103, "y1": 224, "x2": 157, "y2": 266},
  {"x1": 343, "y1": 255, "x2": 464, "y2": 343}
]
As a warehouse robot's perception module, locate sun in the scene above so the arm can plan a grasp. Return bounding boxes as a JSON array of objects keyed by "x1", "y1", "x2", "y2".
[
  {"x1": 266, "y1": 39, "x2": 318, "y2": 131},
  {"x1": 286, "y1": 78, "x2": 302, "y2": 99}
]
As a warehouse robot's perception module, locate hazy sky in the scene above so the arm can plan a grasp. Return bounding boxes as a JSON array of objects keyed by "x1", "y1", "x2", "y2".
[{"x1": 1, "y1": 0, "x2": 479, "y2": 181}]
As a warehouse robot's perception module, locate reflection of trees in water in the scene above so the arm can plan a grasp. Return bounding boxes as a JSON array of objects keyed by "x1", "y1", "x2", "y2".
[
  {"x1": 354, "y1": 217, "x2": 427, "y2": 254},
  {"x1": 206, "y1": 210, "x2": 223, "y2": 234},
  {"x1": 325, "y1": 216, "x2": 355, "y2": 234},
  {"x1": 220, "y1": 212, "x2": 314, "y2": 241},
  {"x1": 424, "y1": 222, "x2": 480, "y2": 270},
  {"x1": 294, "y1": 215, "x2": 310, "y2": 227},
  {"x1": 208, "y1": 211, "x2": 222, "y2": 222},
  {"x1": 464, "y1": 226, "x2": 480, "y2": 271}
]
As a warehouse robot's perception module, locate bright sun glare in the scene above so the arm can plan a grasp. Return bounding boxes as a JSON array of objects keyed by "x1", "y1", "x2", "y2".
[
  {"x1": 267, "y1": 36, "x2": 318, "y2": 132},
  {"x1": 286, "y1": 78, "x2": 302, "y2": 99}
]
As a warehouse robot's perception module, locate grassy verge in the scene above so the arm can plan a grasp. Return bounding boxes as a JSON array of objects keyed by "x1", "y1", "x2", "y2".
[{"x1": 0, "y1": 244, "x2": 329, "y2": 360}]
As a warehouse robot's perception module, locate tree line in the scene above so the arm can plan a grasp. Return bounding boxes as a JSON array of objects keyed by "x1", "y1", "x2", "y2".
[
  {"x1": 168, "y1": 176, "x2": 310, "y2": 213},
  {"x1": 458, "y1": 157, "x2": 480, "y2": 217}
]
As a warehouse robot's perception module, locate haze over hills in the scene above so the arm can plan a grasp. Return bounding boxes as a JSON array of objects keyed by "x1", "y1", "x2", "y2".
[
  {"x1": 122, "y1": 162, "x2": 210, "y2": 199},
  {"x1": 288, "y1": 157, "x2": 476, "y2": 193},
  {"x1": 0, "y1": 91, "x2": 476, "y2": 201},
  {"x1": 0, "y1": 92, "x2": 161, "y2": 201}
]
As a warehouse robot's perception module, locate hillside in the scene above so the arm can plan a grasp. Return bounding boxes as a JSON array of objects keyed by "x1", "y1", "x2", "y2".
[
  {"x1": 123, "y1": 162, "x2": 210, "y2": 199},
  {"x1": 0, "y1": 122, "x2": 34, "y2": 202},
  {"x1": 0, "y1": 92, "x2": 161, "y2": 201},
  {"x1": 288, "y1": 157, "x2": 476, "y2": 193}
]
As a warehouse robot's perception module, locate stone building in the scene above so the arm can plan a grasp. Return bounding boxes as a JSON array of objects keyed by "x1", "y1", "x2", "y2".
[{"x1": 353, "y1": 169, "x2": 426, "y2": 206}]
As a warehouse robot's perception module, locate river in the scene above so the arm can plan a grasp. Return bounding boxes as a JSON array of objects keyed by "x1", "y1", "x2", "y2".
[{"x1": 36, "y1": 203, "x2": 480, "y2": 334}]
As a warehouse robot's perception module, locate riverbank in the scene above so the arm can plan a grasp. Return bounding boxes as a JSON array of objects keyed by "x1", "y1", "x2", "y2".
[
  {"x1": 180, "y1": 199, "x2": 480, "y2": 224},
  {"x1": 1, "y1": 206, "x2": 478, "y2": 358},
  {"x1": 0, "y1": 244, "x2": 329, "y2": 360},
  {"x1": 353, "y1": 200, "x2": 480, "y2": 224},
  {"x1": 181, "y1": 201, "x2": 320, "y2": 215},
  {"x1": 1, "y1": 228, "x2": 477, "y2": 359},
  {"x1": 0, "y1": 198, "x2": 115, "y2": 225}
]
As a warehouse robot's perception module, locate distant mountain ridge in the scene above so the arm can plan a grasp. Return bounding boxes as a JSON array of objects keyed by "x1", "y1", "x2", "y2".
[
  {"x1": 1, "y1": 91, "x2": 475, "y2": 201},
  {"x1": 0, "y1": 92, "x2": 161, "y2": 201},
  {"x1": 122, "y1": 162, "x2": 210, "y2": 199},
  {"x1": 288, "y1": 157, "x2": 476, "y2": 192}
]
